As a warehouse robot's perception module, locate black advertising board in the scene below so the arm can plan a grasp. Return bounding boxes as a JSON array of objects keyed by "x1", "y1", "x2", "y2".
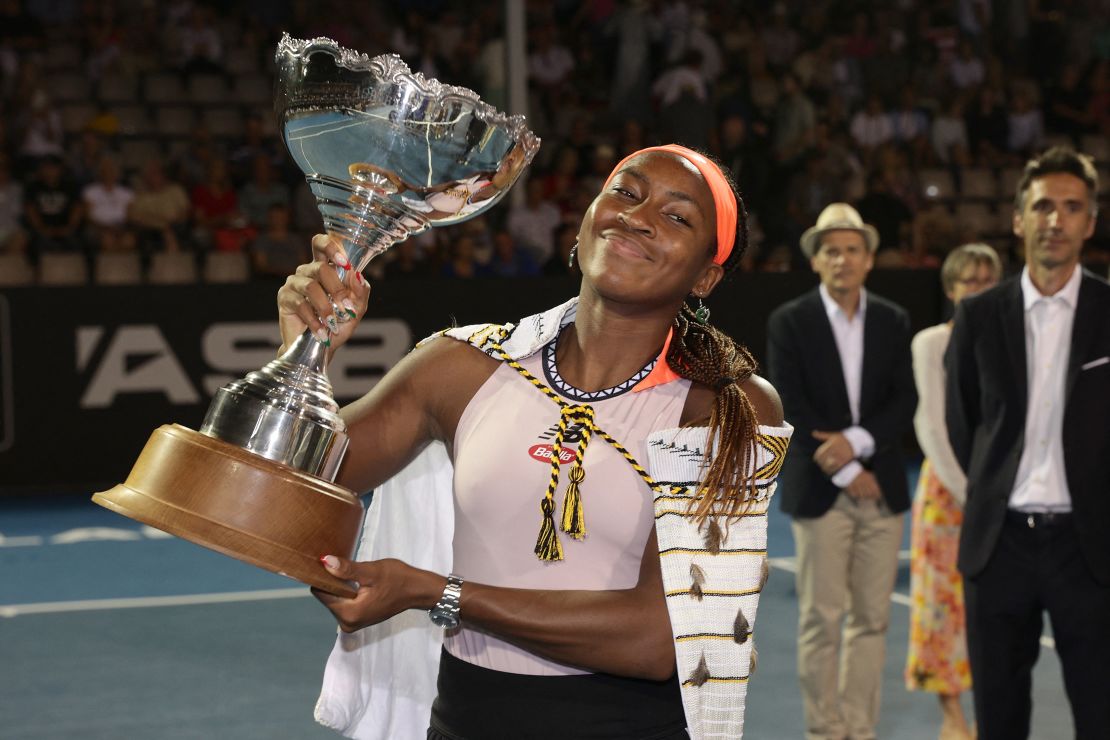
[{"x1": 0, "y1": 272, "x2": 941, "y2": 495}]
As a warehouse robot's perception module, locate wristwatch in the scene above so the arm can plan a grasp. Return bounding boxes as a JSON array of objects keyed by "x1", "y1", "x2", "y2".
[{"x1": 429, "y1": 574, "x2": 464, "y2": 629}]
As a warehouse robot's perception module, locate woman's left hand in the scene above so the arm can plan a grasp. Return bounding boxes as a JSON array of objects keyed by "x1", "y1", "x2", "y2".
[{"x1": 311, "y1": 556, "x2": 442, "y2": 633}]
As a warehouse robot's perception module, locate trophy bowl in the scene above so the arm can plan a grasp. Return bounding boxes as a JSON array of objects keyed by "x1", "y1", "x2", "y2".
[{"x1": 93, "y1": 34, "x2": 540, "y2": 596}]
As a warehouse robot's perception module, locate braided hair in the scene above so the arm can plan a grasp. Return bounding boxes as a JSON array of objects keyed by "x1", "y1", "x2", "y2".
[{"x1": 664, "y1": 152, "x2": 760, "y2": 523}]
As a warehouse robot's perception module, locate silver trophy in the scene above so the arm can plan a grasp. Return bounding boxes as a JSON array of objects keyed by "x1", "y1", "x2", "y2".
[{"x1": 93, "y1": 34, "x2": 540, "y2": 595}]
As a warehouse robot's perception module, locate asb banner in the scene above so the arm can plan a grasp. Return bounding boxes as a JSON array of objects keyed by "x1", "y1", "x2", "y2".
[{"x1": 0, "y1": 272, "x2": 941, "y2": 494}]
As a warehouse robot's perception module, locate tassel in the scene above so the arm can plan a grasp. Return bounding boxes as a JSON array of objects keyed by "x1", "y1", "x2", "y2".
[
  {"x1": 703, "y1": 518, "x2": 722, "y2": 554},
  {"x1": 758, "y1": 556, "x2": 770, "y2": 591},
  {"x1": 749, "y1": 646, "x2": 758, "y2": 675},
  {"x1": 688, "y1": 653, "x2": 711, "y2": 687},
  {"x1": 733, "y1": 607, "x2": 751, "y2": 644},
  {"x1": 560, "y1": 465, "x2": 587, "y2": 538},
  {"x1": 534, "y1": 497, "x2": 563, "y2": 561},
  {"x1": 689, "y1": 563, "x2": 706, "y2": 601}
]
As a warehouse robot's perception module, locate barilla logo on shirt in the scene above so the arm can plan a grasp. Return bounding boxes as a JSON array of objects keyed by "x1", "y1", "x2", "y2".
[
  {"x1": 528, "y1": 444, "x2": 576, "y2": 465},
  {"x1": 527, "y1": 422, "x2": 584, "y2": 465}
]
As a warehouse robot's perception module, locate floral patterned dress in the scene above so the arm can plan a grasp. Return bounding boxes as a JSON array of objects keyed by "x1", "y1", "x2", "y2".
[
  {"x1": 904, "y1": 324, "x2": 971, "y2": 694},
  {"x1": 905, "y1": 460, "x2": 971, "y2": 693}
]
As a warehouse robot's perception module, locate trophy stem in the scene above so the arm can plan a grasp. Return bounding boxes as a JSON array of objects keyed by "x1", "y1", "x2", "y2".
[{"x1": 307, "y1": 174, "x2": 431, "y2": 282}]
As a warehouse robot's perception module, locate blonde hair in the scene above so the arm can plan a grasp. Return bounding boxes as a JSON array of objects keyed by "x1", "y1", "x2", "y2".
[{"x1": 940, "y1": 242, "x2": 1002, "y2": 293}]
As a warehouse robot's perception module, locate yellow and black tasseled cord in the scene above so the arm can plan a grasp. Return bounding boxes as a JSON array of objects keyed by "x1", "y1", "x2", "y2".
[{"x1": 483, "y1": 330, "x2": 663, "y2": 562}]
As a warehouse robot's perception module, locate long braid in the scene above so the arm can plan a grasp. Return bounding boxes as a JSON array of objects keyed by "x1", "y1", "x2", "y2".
[
  {"x1": 668, "y1": 307, "x2": 761, "y2": 521},
  {"x1": 667, "y1": 151, "x2": 760, "y2": 522}
]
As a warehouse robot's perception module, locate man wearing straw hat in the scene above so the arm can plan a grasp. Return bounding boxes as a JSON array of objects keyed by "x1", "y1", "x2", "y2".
[{"x1": 767, "y1": 203, "x2": 916, "y2": 740}]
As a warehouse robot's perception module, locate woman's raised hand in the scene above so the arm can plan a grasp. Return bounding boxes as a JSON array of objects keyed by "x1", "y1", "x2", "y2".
[{"x1": 277, "y1": 234, "x2": 371, "y2": 354}]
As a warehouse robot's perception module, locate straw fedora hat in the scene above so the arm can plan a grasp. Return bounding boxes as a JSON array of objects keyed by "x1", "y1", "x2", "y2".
[{"x1": 799, "y1": 203, "x2": 880, "y2": 259}]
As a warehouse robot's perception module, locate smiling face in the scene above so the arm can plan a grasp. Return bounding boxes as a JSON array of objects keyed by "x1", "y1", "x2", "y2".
[
  {"x1": 575, "y1": 151, "x2": 724, "y2": 308},
  {"x1": 1014, "y1": 172, "x2": 1095, "y2": 272}
]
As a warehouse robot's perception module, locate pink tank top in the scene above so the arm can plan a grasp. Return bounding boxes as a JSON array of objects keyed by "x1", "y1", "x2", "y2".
[{"x1": 445, "y1": 338, "x2": 690, "y2": 675}]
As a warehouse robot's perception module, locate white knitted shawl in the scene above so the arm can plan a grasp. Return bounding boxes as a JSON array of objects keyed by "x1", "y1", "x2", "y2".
[{"x1": 314, "y1": 297, "x2": 793, "y2": 740}]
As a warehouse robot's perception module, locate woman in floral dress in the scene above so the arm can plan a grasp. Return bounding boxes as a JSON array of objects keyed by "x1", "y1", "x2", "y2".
[{"x1": 906, "y1": 243, "x2": 1001, "y2": 739}]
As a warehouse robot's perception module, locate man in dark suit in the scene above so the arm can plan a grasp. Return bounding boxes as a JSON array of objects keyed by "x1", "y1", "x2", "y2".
[
  {"x1": 767, "y1": 203, "x2": 916, "y2": 740},
  {"x1": 946, "y1": 146, "x2": 1110, "y2": 739}
]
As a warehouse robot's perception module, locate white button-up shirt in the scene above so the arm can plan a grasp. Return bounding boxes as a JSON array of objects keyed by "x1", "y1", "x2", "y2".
[
  {"x1": 819, "y1": 284, "x2": 876, "y2": 487},
  {"x1": 1009, "y1": 265, "x2": 1081, "y2": 512}
]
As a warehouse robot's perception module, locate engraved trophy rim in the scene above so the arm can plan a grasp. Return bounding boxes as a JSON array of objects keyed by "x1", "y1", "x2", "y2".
[{"x1": 275, "y1": 32, "x2": 540, "y2": 160}]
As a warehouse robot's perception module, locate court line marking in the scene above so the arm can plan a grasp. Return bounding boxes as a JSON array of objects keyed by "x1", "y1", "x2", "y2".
[
  {"x1": 0, "y1": 588, "x2": 312, "y2": 618},
  {"x1": 767, "y1": 556, "x2": 1057, "y2": 650}
]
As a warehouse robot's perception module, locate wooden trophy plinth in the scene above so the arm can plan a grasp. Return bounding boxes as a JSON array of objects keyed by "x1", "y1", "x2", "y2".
[{"x1": 93, "y1": 424, "x2": 363, "y2": 597}]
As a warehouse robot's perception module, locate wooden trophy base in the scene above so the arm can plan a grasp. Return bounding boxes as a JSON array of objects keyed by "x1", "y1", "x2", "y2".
[{"x1": 93, "y1": 424, "x2": 363, "y2": 597}]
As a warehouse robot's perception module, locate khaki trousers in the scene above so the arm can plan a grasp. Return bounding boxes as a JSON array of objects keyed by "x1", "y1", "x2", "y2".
[{"x1": 792, "y1": 492, "x2": 904, "y2": 740}]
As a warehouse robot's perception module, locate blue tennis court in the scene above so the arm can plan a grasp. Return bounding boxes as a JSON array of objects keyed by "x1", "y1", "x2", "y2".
[{"x1": 0, "y1": 483, "x2": 1071, "y2": 739}]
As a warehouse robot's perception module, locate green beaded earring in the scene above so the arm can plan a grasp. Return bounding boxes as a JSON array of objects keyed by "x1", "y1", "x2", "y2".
[{"x1": 694, "y1": 298, "x2": 710, "y2": 325}]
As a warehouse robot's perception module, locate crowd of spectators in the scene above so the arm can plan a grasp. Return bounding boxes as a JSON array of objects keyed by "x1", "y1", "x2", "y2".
[{"x1": 2, "y1": 0, "x2": 1110, "y2": 285}]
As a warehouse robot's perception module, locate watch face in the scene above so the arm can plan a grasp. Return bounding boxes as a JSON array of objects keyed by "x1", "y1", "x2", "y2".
[{"x1": 429, "y1": 609, "x2": 459, "y2": 629}]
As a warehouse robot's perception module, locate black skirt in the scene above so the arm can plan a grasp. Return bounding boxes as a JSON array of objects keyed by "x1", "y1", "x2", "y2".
[{"x1": 428, "y1": 648, "x2": 689, "y2": 740}]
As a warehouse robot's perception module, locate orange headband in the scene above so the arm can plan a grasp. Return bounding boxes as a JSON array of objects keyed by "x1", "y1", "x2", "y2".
[{"x1": 603, "y1": 144, "x2": 737, "y2": 265}]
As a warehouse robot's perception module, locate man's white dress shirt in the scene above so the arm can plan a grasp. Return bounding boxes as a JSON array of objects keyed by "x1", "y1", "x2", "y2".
[
  {"x1": 818, "y1": 284, "x2": 877, "y2": 488},
  {"x1": 1010, "y1": 265, "x2": 1081, "y2": 512}
]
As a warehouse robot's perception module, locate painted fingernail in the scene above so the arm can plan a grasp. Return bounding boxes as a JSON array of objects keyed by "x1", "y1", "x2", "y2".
[
  {"x1": 336, "y1": 253, "x2": 352, "y2": 270},
  {"x1": 321, "y1": 555, "x2": 339, "y2": 569},
  {"x1": 356, "y1": 271, "x2": 366, "y2": 286},
  {"x1": 314, "y1": 327, "x2": 330, "y2": 344},
  {"x1": 325, "y1": 314, "x2": 340, "y2": 334},
  {"x1": 341, "y1": 298, "x2": 358, "y2": 318}
]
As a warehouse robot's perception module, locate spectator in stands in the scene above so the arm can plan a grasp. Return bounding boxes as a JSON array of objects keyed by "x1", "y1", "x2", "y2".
[
  {"x1": 24, "y1": 155, "x2": 83, "y2": 263},
  {"x1": 507, "y1": 178, "x2": 562, "y2": 266},
  {"x1": 239, "y1": 154, "x2": 290, "y2": 230},
  {"x1": 230, "y1": 115, "x2": 282, "y2": 185},
  {"x1": 719, "y1": 113, "x2": 771, "y2": 225},
  {"x1": 192, "y1": 159, "x2": 252, "y2": 253},
  {"x1": 1045, "y1": 63, "x2": 1092, "y2": 143},
  {"x1": 856, "y1": 170, "x2": 914, "y2": 258},
  {"x1": 949, "y1": 38, "x2": 986, "y2": 90},
  {"x1": 604, "y1": 0, "x2": 660, "y2": 125},
  {"x1": 17, "y1": 89, "x2": 64, "y2": 165},
  {"x1": 909, "y1": 44, "x2": 951, "y2": 115},
  {"x1": 931, "y1": 98, "x2": 971, "y2": 165},
  {"x1": 652, "y1": 50, "x2": 712, "y2": 152},
  {"x1": 440, "y1": 233, "x2": 488, "y2": 279},
  {"x1": 911, "y1": 197, "x2": 958, "y2": 269},
  {"x1": 579, "y1": 143, "x2": 618, "y2": 198},
  {"x1": 474, "y1": 24, "x2": 506, "y2": 111},
  {"x1": 128, "y1": 158, "x2": 189, "y2": 256},
  {"x1": 785, "y1": 153, "x2": 843, "y2": 257},
  {"x1": 488, "y1": 230, "x2": 539, "y2": 278},
  {"x1": 851, "y1": 94, "x2": 895, "y2": 163},
  {"x1": 0, "y1": 151, "x2": 26, "y2": 254},
  {"x1": 381, "y1": 238, "x2": 430, "y2": 281},
  {"x1": 1006, "y1": 87, "x2": 1045, "y2": 156},
  {"x1": 966, "y1": 85, "x2": 1009, "y2": 166},
  {"x1": 68, "y1": 129, "x2": 108, "y2": 188},
  {"x1": 527, "y1": 24, "x2": 575, "y2": 121},
  {"x1": 177, "y1": 5, "x2": 223, "y2": 75},
  {"x1": 176, "y1": 124, "x2": 225, "y2": 188},
  {"x1": 891, "y1": 87, "x2": 931, "y2": 166},
  {"x1": 772, "y1": 72, "x2": 817, "y2": 168},
  {"x1": 248, "y1": 203, "x2": 306, "y2": 279},
  {"x1": 1086, "y1": 60, "x2": 1110, "y2": 138},
  {"x1": 541, "y1": 146, "x2": 582, "y2": 214},
  {"x1": 760, "y1": 2, "x2": 801, "y2": 70},
  {"x1": 746, "y1": 41, "x2": 781, "y2": 118},
  {"x1": 82, "y1": 155, "x2": 135, "y2": 253}
]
